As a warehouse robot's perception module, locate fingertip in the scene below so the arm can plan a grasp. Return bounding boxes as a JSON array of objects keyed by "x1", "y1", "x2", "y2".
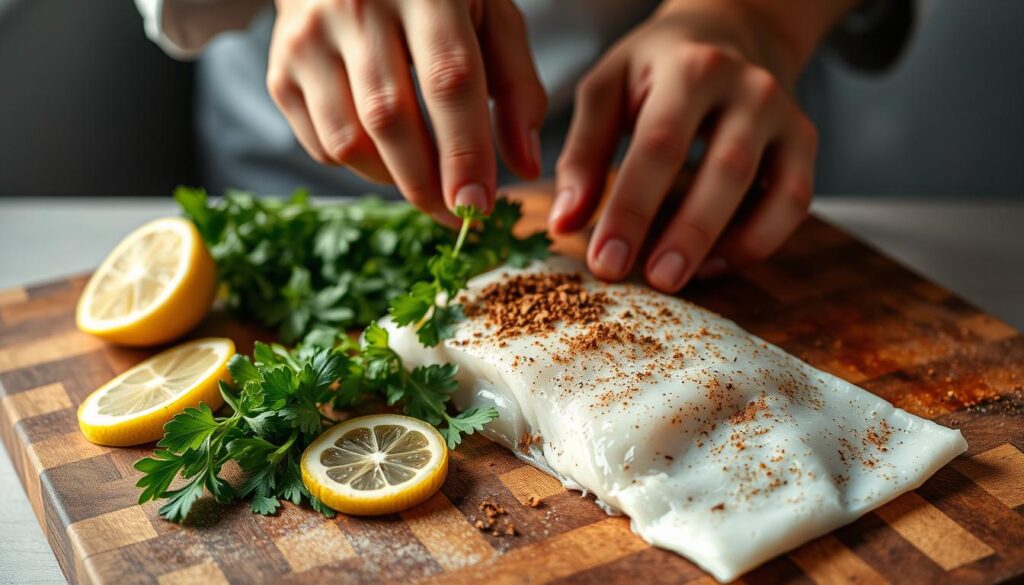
[
  {"x1": 453, "y1": 183, "x2": 492, "y2": 214},
  {"x1": 588, "y1": 237, "x2": 630, "y2": 281},
  {"x1": 548, "y1": 188, "x2": 579, "y2": 233},
  {"x1": 549, "y1": 169, "x2": 606, "y2": 234},
  {"x1": 646, "y1": 250, "x2": 688, "y2": 293}
]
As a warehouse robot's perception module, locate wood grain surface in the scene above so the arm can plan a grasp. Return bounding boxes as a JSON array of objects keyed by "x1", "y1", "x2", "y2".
[{"x1": 1, "y1": 185, "x2": 1023, "y2": 585}]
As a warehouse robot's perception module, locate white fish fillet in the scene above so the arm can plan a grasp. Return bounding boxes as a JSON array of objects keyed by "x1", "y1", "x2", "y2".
[{"x1": 384, "y1": 256, "x2": 967, "y2": 582}]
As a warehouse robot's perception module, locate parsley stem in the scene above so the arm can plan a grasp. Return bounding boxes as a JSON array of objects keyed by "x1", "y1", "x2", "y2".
[
  {"x1": 452, "y1": 215, "x2": 473, "y2": 257},
  {"x1": 270, "y1": 431, "x2": 299, "y2": 465}
]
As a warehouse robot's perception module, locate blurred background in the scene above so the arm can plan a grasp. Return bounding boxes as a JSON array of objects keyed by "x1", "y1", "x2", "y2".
[
  {"x1": 0, "y1": 0, "x2": 1021, "y2": 197},
  {"x1": 0, "y1": 0, "x2": 1021, "y2": 323}
]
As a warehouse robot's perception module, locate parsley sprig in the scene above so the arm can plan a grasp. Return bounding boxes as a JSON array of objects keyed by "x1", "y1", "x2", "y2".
[
  {"x1": 176, "y1": 188, "x2": 548, "y2": 347},
  {"x1": 136, "y1": 194, "x2": 546, "y2": 523},
  {"x1": 354, "y1": 322, "x2": 498, "y2": 449},
  {"x1": 387, "y1": 205, "x2": 483, "y2": 346},
  {"x1": 135, "y1": 346, "x2": 346, "y2": 522}
]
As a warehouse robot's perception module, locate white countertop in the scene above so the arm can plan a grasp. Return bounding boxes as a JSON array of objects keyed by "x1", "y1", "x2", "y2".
[{"x1": 1, "y1": 196, "x2": 1021, "y2": 584}]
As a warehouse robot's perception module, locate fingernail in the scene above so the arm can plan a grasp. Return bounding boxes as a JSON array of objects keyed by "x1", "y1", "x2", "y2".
[
  {"x1": 454, "y1": 183, "x2": 489, "y2": 213},
  {"x1": 549, "y1": 188, "x2": 577, "y2": 227},
  {"x1": 595, "y1": 238, "x2": 629, "y2": 277},
  {"x1": 696, "y1": 257, "x2": 729, "y2": 280},
  {"x1": 649, "y1": 251, "x2": 687, "y2": 291},
  {"x1": 529, "y1": 129, "x2": 542, "y2": 172}
]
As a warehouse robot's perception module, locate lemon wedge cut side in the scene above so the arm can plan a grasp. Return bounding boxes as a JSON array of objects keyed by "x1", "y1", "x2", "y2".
[
  {"x1": 301, "y1": 414, "x2": 449, "y2": 516},
  {"x1": 78, "y1": 337, "x2": 234, "y2": 446},
  {"x1": 76, "y1": 217, "x2": 216, "y2": 347}
]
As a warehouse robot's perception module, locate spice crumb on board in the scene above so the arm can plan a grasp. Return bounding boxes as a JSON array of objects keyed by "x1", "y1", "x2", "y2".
[
  {"x1": 474, "y1": 499, "x2": 518, "y2": 537},
  {"x1": 526, "y1": 495, "x2": 543, "y2": 508}
]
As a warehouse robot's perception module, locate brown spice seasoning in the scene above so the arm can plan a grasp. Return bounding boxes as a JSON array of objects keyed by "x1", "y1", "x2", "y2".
[
  {"x1": 475, "y1": 499, "x2": 517, "y2": 537},
  {"x1": 865, "y1": 420, "x2": 892, "y2": 452},
  {"x1": 565, "y1": 321, "x2": 664, "y2": 357},
  {"x1": 729, "y1": 397, "x2": 769, "y2": 425},
  {"x1": 464, "y1": 272, "x2": 610, "y2": 338}
]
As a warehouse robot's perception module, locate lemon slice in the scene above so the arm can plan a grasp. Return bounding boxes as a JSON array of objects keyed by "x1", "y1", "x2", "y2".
[
  {"x1": 78, "y1": 337, "x2": 234, "y2": 446},
  {"x1": 301, "y1": 414, "x2": 449, "y2": 516},
  {"x1": 76, "y1": 217, "x2": 216, "y2": 347}
]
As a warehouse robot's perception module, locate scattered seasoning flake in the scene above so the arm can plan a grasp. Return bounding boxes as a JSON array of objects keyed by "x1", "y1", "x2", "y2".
[
  {"x1": 475, "y1": 499, "x2": 517, "y2": 537},
  {"x1": 527, "y1": 495, "x2": 543, "y2": 508},
  {"x1": 711, "y1": 503, "x2": 725, "y2": 512},
  {"x1": 865, "y1": 420, "x2": 892, "y2": 452},
  {"x1": 729, "y1": 397, "x2": 769, "y2": 424}
]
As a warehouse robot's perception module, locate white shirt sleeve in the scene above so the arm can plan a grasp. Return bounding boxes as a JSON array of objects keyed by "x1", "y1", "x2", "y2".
[{"x1": 134, "y1": 0, "x2": 269, "y2": 60}]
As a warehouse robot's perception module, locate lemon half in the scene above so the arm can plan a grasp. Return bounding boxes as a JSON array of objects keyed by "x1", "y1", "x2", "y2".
[
  {"x1": 78, "y1": 337, "x2": 234, "y2": 446},
  {"x1": 301, "y1": 414, "x2": 449, "y2": 516},
  {"x1": 76, "y1": 217, "x2": 216, "y2": 347}
]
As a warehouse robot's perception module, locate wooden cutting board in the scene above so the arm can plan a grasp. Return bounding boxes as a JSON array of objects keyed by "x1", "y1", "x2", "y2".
[{"x1": 1, "y1": 185, "x2": 1023, "y2": 585}]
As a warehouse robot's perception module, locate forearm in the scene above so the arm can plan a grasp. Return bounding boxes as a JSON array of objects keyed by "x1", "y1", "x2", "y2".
[{"x1": 656, "y1": 0, "x2": 860, "y2": 85}]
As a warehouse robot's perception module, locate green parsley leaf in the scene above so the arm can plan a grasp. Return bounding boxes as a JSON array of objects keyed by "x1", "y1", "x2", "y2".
[
  {"x1": 238, "y1": 465, "x2": 276, "y2": 498},
  {"x1": 260, "y1": 366, "x2": 297, "y2": 410},
  {"x1": 298, "y1": 349, "x2": 348, "y2": 397},
  {"x1": 226, "y1": 437, "x2": 277, "y2": 470},
  {"x1": 307, "y1": 493, "x2": 337, "y2": 519},
  {"x1": 156, "y1": 404, "x2": 220, "y2": 452},
  {"x1": 414, "y1": 304, "x2": 464, "y2": 347},
  {"x1": 278, "y1": 402, "x2": 322, "y2": 436},
  {"x1": 279, "y1": 459, "x2": 306, "y2": 506},
  {"x1": 133, "y1": 450, "x2": 185, "y2": 504},
  {"x1": 442, "y1": 407, "x2": 499, "y2": 449},
  {"x1": 205, "y1": 469, "x2": 236, "y2": 504},
  {"x1": 388, "y1": 281, "x2": 436, "y2": 327},
  {"x1": 227, "y1": 355, "x2": 261, "y2": 389},
  {"x1": 401, "y1": 363, "x2": 459, "y2": 426},
  {"x1": 157, "y1": 476, "x2": 206, "y2": 522},
  {"x1": 250, "y1": 495, "x2": 282, "y2": 516},
  {"x1": 454, "y1": 204, "x2": 487, "y2": 221}
]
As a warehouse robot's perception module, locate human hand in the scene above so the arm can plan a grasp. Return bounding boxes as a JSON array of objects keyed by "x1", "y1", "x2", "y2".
[
  {"x1": 267, "y1": 0, "x2": 547, "y2": 225},
  {"x1": 552, "y1": 0, "x2": 831, "y2": 292}
]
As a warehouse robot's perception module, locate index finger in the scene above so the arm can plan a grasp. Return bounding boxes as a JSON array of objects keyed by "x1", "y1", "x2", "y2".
[{"x1": 401, "y1": 2, "x2": 496, "y2": 214}]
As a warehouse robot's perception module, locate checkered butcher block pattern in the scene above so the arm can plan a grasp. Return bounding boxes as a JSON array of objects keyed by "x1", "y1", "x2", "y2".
[{"x1": 1, "y1": 186, "x2": 1023, "y2": 585}]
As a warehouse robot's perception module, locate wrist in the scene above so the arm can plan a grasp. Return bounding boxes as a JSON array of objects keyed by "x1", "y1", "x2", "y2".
[
  {"x1": 656, "y1": 0, "x2": 858, "y2": 87},
  {"x1": 737, "y1": 0, "x2": 860, "y2": 77}
]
